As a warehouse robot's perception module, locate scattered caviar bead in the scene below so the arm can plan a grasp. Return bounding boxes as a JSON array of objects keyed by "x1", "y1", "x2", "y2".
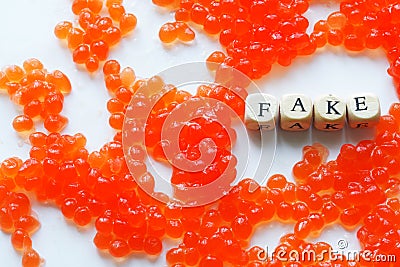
[
  {"x1": 72, "y1": 0, "x2": 88, "y2": 15},
  {"x1": 199, "y1": 255, "x2": 223, "y2": 267},
  {"x1": 23, "y1": 59, "x2": 44, "y2": 73},
  {"x1": 44, "y1": 92, "x2": 64, "y2": 115},
  {"x1": 120, "y1": 13, "x2": 137, "y2": 36},
  {"x1": 1, "y1": 157, "x2": 22, "y2": 178},
  {"x1": 327, "y1": 12, "x2": 347, "y2": 29},
  {"x1": 176, "y1": 23, "x2": 195, "y2": 42},
  {"x1": 175, "y1": 8, "x2": 190, "y2": 22},
  {"x1": 231, "y1": 215, "x2": 252, "y2": 240},
  {"x1": 109, "y1": 112, "x2": 125, "y2": 130},
  {"x1": 322, "y1": 202, "x2": 340, "y2": 224},
  {"x1": 327, "y1": 29, "x2": 344, "y2": 46},
  {"x1": 190, "y1": 3, "x2": 208, "y2": 25},
  {"x1": 152, "y1": 0, "x2": 175, "y2": 6},
  {"x1": 166, "y1": 219, "x2": 184, "y2": 238},
  {"x1": 185, "y1": 247, "x2": 200, "y2": 265},
  {"x1": 85, "y1": 56, "x2": 100, "y2": 72},
  {"x1": 103, "y1": 60, "x2": 121, "y2": 75},
  {"x1": 11, "y1": 229, "x2": 33, "y2": 251},
  {"x1": 13, "y1": 115, "x2": 34, "y2": 133},
  {"x1": 159, "y1": 22, "x2": 178, "y2": 43},
  {"x1": 128, "y1": 233, "x2": 145, "y2": 251},
  {"x1": 24, "y1": 100, "x2": 42, "y2": 118},
  {"x1": 204, "y1": 14, "x2": 221, "y2": 34},
  {"x1": 5, "y1": 65, "x2": 25, "y2": 82},
  {"x1": 44, "y1": 114, "x2": 68, "y2": 133},
  {"x1": 292, "y1": 202, "x2": 310, "y2": 221},
  {"x1": 22, "y1": 249, "x2": 42, "y2": 267},
  {"x1": 344, "y1": 33, "x2": 365, "y2": 51},
  {"x1": 107, "y1": 98, "x2": 125, "y2": 113},
  {"x1": 166, "y1": 247, "x2": 185, "y2": 265},
  {"x1": 0, "y1": 71, "x2": 9, "y2": 89},
  {"x1": 120, "y1": 67, "x2": 136, "y2": 87},
  {"x1": 67, "y1": 27, "x2": 85, "y2": 50},
  {"x1": 74, "y1": 206, "x2": 92, "y2": 226},
  {"x1": 94, "y1": 232, "x2": 112, "y2": 250},
  {"x1": 29, "y1": 132, "x2": 47, "y2": 147},
  {"x1": 88, "y1": 0, "x2": 103, "y2": 13},
  {"x1": 267, "y1": 174, "x2": 287, "y2": 189},
  {"x1": 389, "y1": 103, "x2": 400, "y2": 119},
  {"x1": 61, "y1": 198, "x2": 78, "y2": 219},
  {"x1": 340, "y1": 207, "x2": 361, "y2": 227},
  {"x1": 109, "y1": 239, "x2": 130, "y2": 258},
  {"x1": 311, "y1": 31, "x2": 327, "y2": 48},
  {"x1": 108, "y1": 4, "x2": 125, "y2": 21},
  {"x1": 54, "y1": 21, "x2": 73, "y2": 40},
  {"x1": 46, "y1": 70, "x2": 72, "y2": 94},
  {"x1": 115, "y1": 86, "x2": 133, "y2": 103},
  {"x1": 91, "y1": 40, "x2": 109, "y2": 61},
  {"x1": 73, "y1": 44, "x2": 91, "y2": 64},
  {"x1": 143, "y1": 236, "x2": 163, "y2": 255},
  {"x1": 294, "y1": 218, "x2": 313, "y2": 239},
  {"x1": 206, "y1": 51, "x2": 226, "y2": 71},
  {"x1": 105, "y1": 74, "x2": 122, "y2": 92},
  {"x1": 106, "y1": 0, "x2": 123, "y2": 8},
  {"x1": 15, "y1": 215, "x2": 40, "y2": 233},
  {"x1": 103, "y1": 26, "x2": 122, "y2": 46}
]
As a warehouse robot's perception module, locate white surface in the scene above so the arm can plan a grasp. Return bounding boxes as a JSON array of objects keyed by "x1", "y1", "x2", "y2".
[{"x1": 0, "y1": 0, "x2": 397, "y2": 266}]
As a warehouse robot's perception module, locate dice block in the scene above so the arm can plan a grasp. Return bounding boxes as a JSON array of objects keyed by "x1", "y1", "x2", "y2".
[
  {"x1": 314, "y1": 94, "x2": 346, "y2": 131},
  {"x1": 347, "y1": 93, "x2": 380, "y2": 128},
  {"x1": 280, "y1": 94, "x2": 313, "y2": 131},
  {"x1": 245, "y1": 93, "x2": 278, "y2": 131}
]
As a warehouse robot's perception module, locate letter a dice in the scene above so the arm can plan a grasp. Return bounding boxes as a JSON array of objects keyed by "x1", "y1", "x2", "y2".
[
  {"x1": 314, "y1": 94, "x2": 346, "y2": 131},
  {"x1": 347, "y1": 93, "x2": 380, "y2": 128},
  {"x1": 280, "y1": 94, "x2": 313, "y2": 131},
  {"x1": 245, "y1": 93, "x2": 278, "y2": 131}
]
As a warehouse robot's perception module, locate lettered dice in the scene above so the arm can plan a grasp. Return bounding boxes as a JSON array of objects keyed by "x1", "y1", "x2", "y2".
[
  {"x1": 280, "y1": 94, "x2": 313, "y2": 131},
  {"x1": 314, "y1": 94, "x2": 346, "y2": 131},
  {"x1": 245, "y1": 93, "x2": 278, "y2": 131},
  {"x1": 347, "y1": 93, "x2": 380, "y2": 128}
]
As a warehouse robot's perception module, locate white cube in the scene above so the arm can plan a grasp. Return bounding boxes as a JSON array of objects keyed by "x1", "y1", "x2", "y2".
[
  {"x1": 245, "y1": 93, "x2": 278, "y2": 131},
  {"x1": 280, "y1": 94, "x2": 313, "y2": 131},
  {"x1": 314, "y1": 94, "x2": 346, "y2": 131},
  {"x1": 347, "y1": 93, "x2": 380, "y2": 128}
]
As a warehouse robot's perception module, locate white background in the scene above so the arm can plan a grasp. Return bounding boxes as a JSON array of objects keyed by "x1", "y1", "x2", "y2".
[{"x1": 0, "y1": 0, "x2": 397, "y2": 266}]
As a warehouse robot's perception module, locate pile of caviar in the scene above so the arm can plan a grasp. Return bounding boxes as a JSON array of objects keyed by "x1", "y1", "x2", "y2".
[
  {"x1": 0, "y1": 160, "x2": 42, "y2": 267},
  {"x1": 0, "y1": 59, "x2": 71, "y2": 134},
  {"x1": 54, "y1": 0, "x2": 137, "y2": 72},
  {"x1": 154, "y1": 0, "x2": 400, "y2": 96}
]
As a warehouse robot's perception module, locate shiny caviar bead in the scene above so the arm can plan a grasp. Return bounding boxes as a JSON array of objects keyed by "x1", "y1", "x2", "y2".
[
  {"x1": 120, "y1": 13, "x2": 137, "y2": 36},
  {"x1": 22, "y1": 249, "x2": 42, "y2": 267},
  {"x1": 13, "y1": 115, "x2": 34, "y2": 133},
  {"x1": 159, "y1": 23, "x2": 178, "y2": 43},
  {"x1": 54, "y1": 21, "x2": 73, "y2": 39},
  {"x1": 143, "y1": 236, "x2": 163, "y2": 255},
  {"x1": 109, "y1": 239, "x2": 130, "y2": 258}
]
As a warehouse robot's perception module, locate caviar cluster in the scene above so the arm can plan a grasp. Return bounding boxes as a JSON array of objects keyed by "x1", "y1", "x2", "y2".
[
  {"x1": 0, "y1": 159, "x2": 42, "y2": 267},
  {"x1": 144, "y1": 82, "x2": 244, "y2": 188},
  {"x1": 102, "y1": 58, "x2": 245, "y2": 188},
  {"x1": 154, "y1": 0, "x2": 312, "y2": 79},
  {"x1": 102, "y1": 59, "x2": 139, "y2": 131},
  {"x1": 164, "y1": 118, "x2": 400, "y2": 267},
  {"x1": 154, "y1": 0, "x2": 400, "y2": 93},
  {"x1": 54, "y1": 0, "x2": 137, "y2": 72},
  {"x1": 0, "y1": 59, "x2": 71, "y2": 134}
]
